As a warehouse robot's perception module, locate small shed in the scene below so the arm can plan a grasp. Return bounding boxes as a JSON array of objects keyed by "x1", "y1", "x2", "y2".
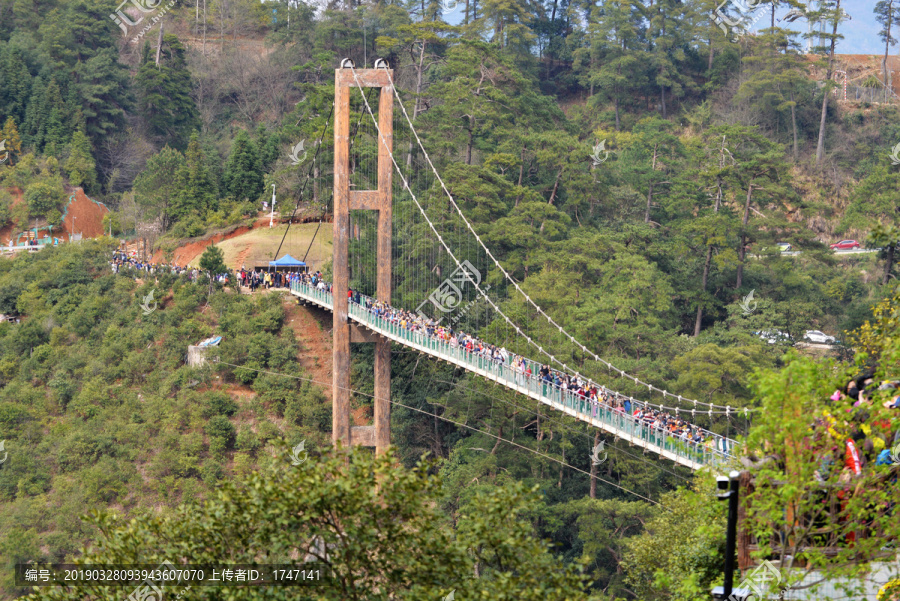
[{"x1": 187, "y1": 346, "x2": 207, "y2": 367}]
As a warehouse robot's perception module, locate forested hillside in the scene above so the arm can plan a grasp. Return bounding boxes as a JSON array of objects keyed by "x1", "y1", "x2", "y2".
[{"x1": 1, "y1": 0, "x2": 899, "y2": 599}]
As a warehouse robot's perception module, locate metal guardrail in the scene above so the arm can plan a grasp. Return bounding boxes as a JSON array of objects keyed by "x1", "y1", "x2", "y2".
[{"x1": 290, "y1": 281, "x2": 739, "y2": 470}]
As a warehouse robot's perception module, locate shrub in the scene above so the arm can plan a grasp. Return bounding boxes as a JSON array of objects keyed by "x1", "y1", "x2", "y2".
[
  {"x1": 168, "y1": 215, "x2": 205, "y2": 239},
  {"x1": 204, "y1": 391, "x2": 238, "y2": 417},
  {"x1": 205, "y1": 415, "x2": 235, "y2": 450},
  {"x1": 24, "y1": 180, "x2": 65, "y2": 216},
  {"x1": 200, "y1": 459, "x2": 223, "y2": 485},
  {"x1": 256, "y1": 421, "x2": 280, "y2": 442},
  {"x1": 235, "y1": 426, "x2": 260, "y2": 455},
  {"x1": 232, "y1": 451, "x2": 254, "y2": 477}
]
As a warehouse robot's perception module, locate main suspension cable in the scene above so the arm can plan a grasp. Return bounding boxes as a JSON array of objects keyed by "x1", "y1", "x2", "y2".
[
  {"x1": 349, "y1": 64, "x2": 749, "y2": 431},
  {"x1": 377, "y1": 64, "x2": 741, "y2": 413},
  {"x1": 274, "y1": 101, "x2": 336, "y2": 261}
]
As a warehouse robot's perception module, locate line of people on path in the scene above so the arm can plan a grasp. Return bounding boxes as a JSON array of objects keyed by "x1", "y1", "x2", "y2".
[
  {"x1": 110, "y1": 251, "x2": 311, "y2": 289},
  {"x1": 290, "y1": 274, "x2": 729, "y2": 456},
  {"x1": 109, "y1": 251, "x2": 212, "y2": 282}
]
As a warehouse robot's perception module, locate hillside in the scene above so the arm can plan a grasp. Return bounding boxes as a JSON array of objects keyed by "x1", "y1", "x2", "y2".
[
  {"x1": 0, "y1": 188, "x2": 108, "y2": 249},
  {"x1": 150, "y1": 221, "x2": 333, "y2": 270},
  {"x1": 1, "y1": 1, "x2": 899, "y2": 600}
]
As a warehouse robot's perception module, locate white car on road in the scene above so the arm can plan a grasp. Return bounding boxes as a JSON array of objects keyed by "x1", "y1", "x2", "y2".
[{"x1": 803, "y1": 330, "x2": 836, "y2": 344}]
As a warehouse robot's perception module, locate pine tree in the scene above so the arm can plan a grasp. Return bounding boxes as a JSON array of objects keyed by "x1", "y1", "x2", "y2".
[
  {"x1": 735, "y1": 29, "x2": 811, "y2": 161},
  {"x1": 199, "y1": 243, "x2": 228, "y2": 277},
  {"x1": 25, "y1": 77, "x2": 72, "y2": 156},
  {"x1": 0, "y1": 45, "x2": 32, "y2": 126},
  {"x1": 576, "y1": 0, "x2": 645, "y2": 131},
  {"x1": 648, "y1": 0, "x2": 700, "y2": 118},
  {"x1": 222, "y1": 130, "x2": 264, "y2": 202},
  {"x1": 0, "y1": 117, "x2": 23, "y2": 166},
  {"x1": 64, "y1": 129, "x2": 98, "y2": 193},
  {"x1": 133, "y1": 145, "x2": 186, "y2": 231},
  {"x1": 875, "y1": 1, "x2": 900, "y2": 102},
  {"x1": 22, "y1": 75, "x2": 46, "y2": 150},
  {"x1": 135, "y1": 35, "x2": 201, "y2": 151},
  {"x1": 73, "y1": 47, "x2": 132, "y2": 150},
  {"x1": 256, "y1": 125, "x2": 280, "y2": 172},
  {"x1": 43, "y1": 78, "x2": 71, "y2": 157},
  {"x1": 173, "y1": 131, "x2": 217, "y2": 221},
  {"x1": 811, "y1": 0, "x2": 846, "y2": 166}
]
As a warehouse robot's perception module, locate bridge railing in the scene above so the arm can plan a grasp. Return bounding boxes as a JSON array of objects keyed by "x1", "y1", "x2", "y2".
[{"x1": 291, "y1": 281, "x2": 738, "y2": 468}]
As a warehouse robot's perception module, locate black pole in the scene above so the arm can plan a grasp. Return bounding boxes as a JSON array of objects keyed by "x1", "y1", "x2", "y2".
[{"x1": 712, "y1": 470, "x2": 742, "y2": 601}]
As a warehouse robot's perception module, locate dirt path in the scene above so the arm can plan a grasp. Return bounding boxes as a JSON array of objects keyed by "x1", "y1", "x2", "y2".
[
  {"x1": 234, "y1": 243, "x2": 254, "y2": 270},
  {"x1": 283, "y1": 298, "x2": 333, "y2": 402}
]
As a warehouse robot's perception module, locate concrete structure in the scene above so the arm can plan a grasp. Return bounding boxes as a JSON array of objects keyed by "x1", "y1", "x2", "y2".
[{"x1": 332, "y1": 63, "x2": 393, "y2": 454}]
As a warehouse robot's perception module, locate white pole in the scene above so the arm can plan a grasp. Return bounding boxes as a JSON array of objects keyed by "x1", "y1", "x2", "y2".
[{"x1": 269, "y1": 184, "x2": 276, "y2": 228}]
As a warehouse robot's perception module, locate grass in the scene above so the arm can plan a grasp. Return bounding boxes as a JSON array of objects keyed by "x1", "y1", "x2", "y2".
[{"x1": 190, "y1": 223, "x2": 333, "y2": 270}]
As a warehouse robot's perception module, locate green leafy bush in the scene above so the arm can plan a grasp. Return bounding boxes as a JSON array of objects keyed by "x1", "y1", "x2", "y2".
[
  {"x1": 205, "y1": 415, "x2": 235, "y2": 450},
  {"x1": 200, "y1": 459, "x2": 223, "y2": 485},
  {"x1": 235, "y1": 426, "x2": 260, "y2": 455},
  {"x1": 24, "y1": 180, "x2": 65, "y2": 216},
  {"x1": 204, "y1": 391, "x2": 238, "y2": 417}
]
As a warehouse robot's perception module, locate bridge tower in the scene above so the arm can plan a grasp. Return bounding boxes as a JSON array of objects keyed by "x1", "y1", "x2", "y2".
[{"x1": 332, "y1": 60, "x2": 393, "y2": 454}]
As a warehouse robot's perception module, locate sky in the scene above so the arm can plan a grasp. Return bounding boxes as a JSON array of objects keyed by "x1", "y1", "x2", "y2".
[
  {"x1": 834, "y1": 0, "x2": 887, "y2": 55},
  {"x1": 748, "y1": 0, "x2": 887, "y2": 55}
]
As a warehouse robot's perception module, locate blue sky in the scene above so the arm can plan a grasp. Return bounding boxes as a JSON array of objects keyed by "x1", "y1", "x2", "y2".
[
  {"x1": 756, "y1": 0, "x2": 887, "y2": 55},
  {"x1": 838, "y1": 0, "x2": 887, "y2": 54}
]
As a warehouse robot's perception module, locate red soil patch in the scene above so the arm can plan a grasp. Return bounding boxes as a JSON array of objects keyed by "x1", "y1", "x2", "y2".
[
  {"x1": 0, "y1": 188, "x2": 24, "y2": 246},
  {"x1": 63, "y1": 187, "x2": 109, "y2": 240},
  {"x1": 352, "y1": 405, "x2": 372, "y2": 426},
  {"x1": 151, "y1": 216, "x2": 271, "y2": 266},
  {"x1": 152, "y1": 225, "x2": 251, "y2": 266},
  {"x1": 1, "y1": 186, "x2": 108, "y2": 246},
  {"x1": 283, "y1": 298, "x2": 333, "y2": 403},
  {"x1": 233, "y1": 243, "x2": 254, "y2": 271}
]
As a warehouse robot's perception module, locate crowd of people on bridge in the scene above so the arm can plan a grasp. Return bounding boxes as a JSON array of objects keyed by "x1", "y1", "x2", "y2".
[
  {"x1": 107, "y1": 250, "x2": 729, "y2": 456},
  {"x1": 290, "y1": 272, "x2": 726, "y2": 455}
]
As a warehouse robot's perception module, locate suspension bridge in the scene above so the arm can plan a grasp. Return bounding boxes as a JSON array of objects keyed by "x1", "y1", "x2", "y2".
[{"x1": 282, "y1": 60, "x2": 741, "y2": 471}]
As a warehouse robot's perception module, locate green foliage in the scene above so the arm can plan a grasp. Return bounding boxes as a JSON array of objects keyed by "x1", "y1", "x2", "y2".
[
  {"x1": 63, "y1": 129, "x2": 97, "y2": 192},
  {"x1": 622, "y1": 479, "x2": 727, "y2": 601},
  {"x1": 235, "y1": 426, "x2": 260, "y2": 455},
  {"x1": 172, "y1": 131, "x2": 217, "y2": 220},
  {"x1": 200, "y1": 458, "x2": 224, "y2": 486},
  {"x1": 22, "y1": 447, "x2": 594, "y2": 601},
  {"x1": 24, "y1": 179, "x2": 64, "y2": 216},
  {"x1": 198, "y1": 244, "x2": 228, "y2": 276},
  {"x1": 0, "y1": 242, "x2": 338, "y2": 597},
  {"x1": 203, "y1": 391, "x2": 238, "y2": 418},
  {"x1": 0, "y1": 187, "x2": 11, "y2": 226},
  {"x1": 133, "y1": 145, "x2": 184, "y2": 231},
  {"x1": 0, "y1": 5, "x2": 898, "y2": 599},
  {"x1": 135, "y1": 35, "x2": 200, "y2": 150},
  {"x1": 222, "y1": 129, "x2": 264, "y2": 202},
  {"x1": 205, "y1": 415, "x2": 236, "y2": 452},
  {"x1": 0, "y1": 116, "x2": 23, "y2": 165}
]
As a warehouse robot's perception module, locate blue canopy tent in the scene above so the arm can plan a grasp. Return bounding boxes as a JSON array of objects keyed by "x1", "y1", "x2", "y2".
[{"x1": 268, "y1": 254, "x2": 308, "y2": 273}]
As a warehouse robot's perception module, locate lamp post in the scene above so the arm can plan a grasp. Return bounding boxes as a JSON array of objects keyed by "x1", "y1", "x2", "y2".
[
  {"x1": 269, "y1": 184, "x2": 276, "y2": 228},
  {"x1": 712, "y1": 471, "x2": 749, "y2": 601}
]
